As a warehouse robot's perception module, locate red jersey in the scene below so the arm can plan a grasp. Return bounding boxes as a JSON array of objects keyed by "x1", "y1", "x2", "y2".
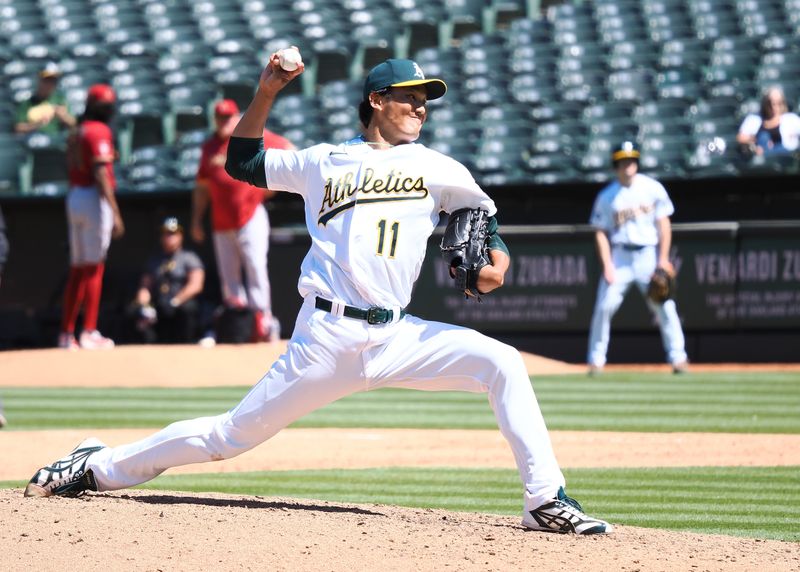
[
  {"x1": 67, "y1": 120, "x2": 116, "y2": 188},
  {"x1": 197, "y1": 130, "x2": 293, "y2": 232}
]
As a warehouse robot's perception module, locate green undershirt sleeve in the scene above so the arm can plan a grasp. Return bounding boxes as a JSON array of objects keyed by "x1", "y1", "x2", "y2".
[
  {"x1": 486, "y1": 215, "x2": 510, "y2": 256},
  {"x1": 225, "y1": 136, "x2": 268, "y2": 189}
]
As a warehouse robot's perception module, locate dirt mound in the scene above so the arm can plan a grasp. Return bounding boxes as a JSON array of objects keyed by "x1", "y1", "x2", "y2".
[
  {"x1": 3, "y1": 489, "x2": 797, "y2": 572},
  {"x1": 4, "y1": 429, "x2": 799, "y2": 482},
  {"x1": 3, "y1": 346, "x2": 799, "y2": 570},
  {"x1": 0, "y1": 343, "x2": 582, "y2": 388}
]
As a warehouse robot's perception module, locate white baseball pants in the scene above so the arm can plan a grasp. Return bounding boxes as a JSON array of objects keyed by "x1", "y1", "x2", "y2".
[
  {"x1": 66, "y1": 186, "x2": 113, "y2": 265},
  {"x1": 587, "y1": 245, "x2": 687, "y2": 367},
  {"x1": 212, "y1": 203, "x2": 271, "y2": 315},
  {"x1": 89, "y1": 295, "x2": 566, "y2": 511}
]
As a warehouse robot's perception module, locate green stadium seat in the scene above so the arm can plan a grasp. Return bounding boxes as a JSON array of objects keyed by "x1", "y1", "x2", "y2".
[
  {"x1": 24, "y1": 132, "x2": 68, "y2": 188},
  {"x1": 583, "y1": 101, "x2": 635, "y2": 122},
  {"x1": 0, "y1": 137, "x2": 26, "y2": 194},
  {"x1": 656, "y1": 68, "x2": 703, "y2": 101},
  {"x1": 490, "y1": 0, "x2": 526, "y2": 30},
  {"x1": 608, "y1": 41, "x2": 660, "y2": 71},
  {"x1": 442, "y1": 0, "x2": 485, "y2": 43},
  {"x1": 400, "y1": 10, "x2": 440, "y2": 54}
]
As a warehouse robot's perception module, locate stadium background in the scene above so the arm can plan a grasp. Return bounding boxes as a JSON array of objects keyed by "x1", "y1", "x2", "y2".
[{"x1": 0, "y1": 0, "x2": 799, "y2": 361}]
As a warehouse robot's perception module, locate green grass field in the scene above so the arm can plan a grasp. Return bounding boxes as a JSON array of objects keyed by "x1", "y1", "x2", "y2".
[
  {"x1": 2, "y1": 371, "x2": 799, "y2": 541},
  {"x1": 2, "y1": 372, "x2": 799, "y2": 432}
]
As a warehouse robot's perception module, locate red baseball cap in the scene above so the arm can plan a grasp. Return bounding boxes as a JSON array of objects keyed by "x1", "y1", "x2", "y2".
[
  {"x1": 214, "y1": 99, "x2": 239, "y2": 116},
  {"x1": 87, "y1": 84, "x2": 116, "y2": 104}
]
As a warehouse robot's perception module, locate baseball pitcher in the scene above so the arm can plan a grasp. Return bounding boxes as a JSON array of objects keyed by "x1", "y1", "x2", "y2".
[{"x1": 25, "y1": 53, "x2": 612, "y2": 535}]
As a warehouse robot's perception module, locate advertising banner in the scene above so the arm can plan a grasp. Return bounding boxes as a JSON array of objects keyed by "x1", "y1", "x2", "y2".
[{"x1": 407, "y1": 223, "x2": 800, "y2": 333}]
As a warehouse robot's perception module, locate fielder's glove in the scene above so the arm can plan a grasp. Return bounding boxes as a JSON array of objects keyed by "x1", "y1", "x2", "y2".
[
  {"x1": 647, "y1": 267, "x2": 676, "y2": 304},
  {"x1": 440, "y1": 208, "x2": 491, "y2": 299}
]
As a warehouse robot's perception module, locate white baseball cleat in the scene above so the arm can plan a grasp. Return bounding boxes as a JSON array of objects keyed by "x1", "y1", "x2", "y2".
[
  {"x1": 58, "y1": 332, "x2": 80, "y2": 350},
  {"x1": 523, "y1": 487, "x2": 614, "y2": 535},
  {"x1": 24, "y1": 437, "x2": 107, "y2": 498},
  {"x1": 672, "y1": 361, "x2": 689, "y2": 374},
  {"x1": 79, "y1": 330, "x2": 115, "y2": 350}
]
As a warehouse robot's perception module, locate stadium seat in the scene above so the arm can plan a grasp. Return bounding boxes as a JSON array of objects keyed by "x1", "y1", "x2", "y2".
[
  {"x1": 579, "y1": 146, "x2": 613, "y2": 172},
  {"x1": 0, "y1": 136, "x2": 25, "y2": 194},
  {"x1": 608, "y1": 69, "x2": 657, "y2": 103},
  {"x1": 607, "y1": 41, "x2": 660, "y2": 71},
  {"x1": 475, "y1": 139, "x2": 526, "y2": 176},
  {"x1": 442, "y1": 0, "x2": 485, "y2": 43},
  {"x1": 583, "y1": 101, "x2": 635, "y2": 122},
  {"x1": 23, "y1": 132, "x2": 69, "y2": 188},
  {"x1": 400, "y1": 6, "x2": 443, "y2": 54},
  {"x1": 428, "y1": 138, "x2": 477, "y2": 169},
  {"x1": 530, "y1": 100, "x2": 585, "y2": 123},
  {"x1": 640, "y1": 135, "x2": 689, "y2": 173},
  {"x1": 656, "y1": 68, "x2": 703, "y2": 101},
  {"x1": 490, "y1": 0, "x2": 527, "y2": 30},
  {"x1": 168, "y1": 84, "x2": 216, "y2": 129},
  {"x1": 1, "y1": 0, "x2": 798, "y2": 190}
]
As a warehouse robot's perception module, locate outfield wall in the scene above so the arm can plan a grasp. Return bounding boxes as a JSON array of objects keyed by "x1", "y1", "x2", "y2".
[{"x1": 0, "y1": 192, "x2": 798, "y2": 362}]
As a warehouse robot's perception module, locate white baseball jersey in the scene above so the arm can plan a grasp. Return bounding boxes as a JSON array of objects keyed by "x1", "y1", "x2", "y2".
[
  {"x1": 263, "y1": 140, "x2": 496, "y2": 308},
  {"x1": 589, "y1": 173, "x2": 674, "y2": 247}
]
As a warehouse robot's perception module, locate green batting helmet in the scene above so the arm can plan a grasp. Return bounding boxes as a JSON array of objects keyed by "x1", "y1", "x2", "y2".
[{"x1": 611, "y1": 140, "x2": 641, "y2": 166}]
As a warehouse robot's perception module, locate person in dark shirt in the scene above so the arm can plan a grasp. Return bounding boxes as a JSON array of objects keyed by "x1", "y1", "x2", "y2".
[{"x1": 133, "y1": 217, "x2": 205, "y2": 344}]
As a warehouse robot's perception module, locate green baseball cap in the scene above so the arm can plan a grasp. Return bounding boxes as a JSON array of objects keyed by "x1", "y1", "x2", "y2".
[{"x1": 363, "y1": 59, "x2": 447, "y2": 101}]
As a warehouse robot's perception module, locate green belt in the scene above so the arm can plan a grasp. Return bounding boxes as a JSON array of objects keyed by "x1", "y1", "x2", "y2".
[{"x1": 315, "y1": 297, "x2": 406, "y2": 325}]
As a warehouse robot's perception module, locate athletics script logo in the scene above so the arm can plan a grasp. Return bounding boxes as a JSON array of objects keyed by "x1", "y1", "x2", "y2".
[{"x1": 317, "y1": 167, "x2": 429, "y2": 225}]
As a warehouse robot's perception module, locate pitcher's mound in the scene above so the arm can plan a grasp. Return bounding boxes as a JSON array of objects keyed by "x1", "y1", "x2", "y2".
[{"x1": 5, "y1": 489, "x2": 797, "y2": 571}]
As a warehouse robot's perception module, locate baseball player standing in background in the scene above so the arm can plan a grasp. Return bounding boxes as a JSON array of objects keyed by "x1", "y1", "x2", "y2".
[
  {"x1": 58, "y1": 84, "x2": 123, "y2": 350},
  {"x1": 191, "y1": 99, "x2": 294, "y2": 342},
  {"x1": 587, "y1": 141, "x2": 688, "y2": 374},
  {"x1": 25, "y1": 52, "x2": 612, "y2": 535}
]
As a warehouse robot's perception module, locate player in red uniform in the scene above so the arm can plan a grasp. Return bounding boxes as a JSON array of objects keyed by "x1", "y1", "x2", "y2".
[
  {"x1": 58, "y1": 84, "x2": 123, "y2": 350},
  {"x1": 191, "y1": 99, "x2": 293, "y2": 342}
]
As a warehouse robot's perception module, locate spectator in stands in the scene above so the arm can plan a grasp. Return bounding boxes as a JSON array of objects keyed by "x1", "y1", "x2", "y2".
[
  {"x1": 0, "y1": 205, "x2": 7, "y2": 428},
  {"x1": 131, "y1": 217, "x2": 205, "y2": 344},
  {"x1": 58, "y1": 84, "x2": 123, "y2": 350},
  {"x1": 190, "y1": 99, "x2": 294, "y2": 343},
  {"x1": 737, "y1": 87, "x2": 800, "y2": 157},
  {"x1": 14, "y1": 62, "x2": 76, "y2": 136}
]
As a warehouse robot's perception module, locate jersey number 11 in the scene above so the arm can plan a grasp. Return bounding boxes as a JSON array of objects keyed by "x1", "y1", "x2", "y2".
[{"x1": 376, "y1": 219, "x2": 399, "y2": 258}]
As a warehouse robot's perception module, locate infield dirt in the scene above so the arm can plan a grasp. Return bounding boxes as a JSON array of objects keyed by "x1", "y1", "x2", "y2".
[{"x1": 1, "y1": 344, "x2": 798, "y2": 571}]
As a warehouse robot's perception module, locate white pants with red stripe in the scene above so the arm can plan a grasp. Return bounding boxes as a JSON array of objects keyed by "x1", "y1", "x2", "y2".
[{"x1": 88, "y1": 295, "x2": 565, "y2": 512}]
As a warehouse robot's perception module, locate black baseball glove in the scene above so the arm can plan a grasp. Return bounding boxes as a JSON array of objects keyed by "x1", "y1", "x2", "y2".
[
  {"x1": 647, "y1": 267, "x2": 676, "y2": 304},
  {"x1": 440, "y1": 208, "x2": 491, "y2": 299}
]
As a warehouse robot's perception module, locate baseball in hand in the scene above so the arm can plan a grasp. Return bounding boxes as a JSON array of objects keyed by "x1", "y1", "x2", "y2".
[{"x1": 278, "y1": 48, "x2": 302, "y2": 71}]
